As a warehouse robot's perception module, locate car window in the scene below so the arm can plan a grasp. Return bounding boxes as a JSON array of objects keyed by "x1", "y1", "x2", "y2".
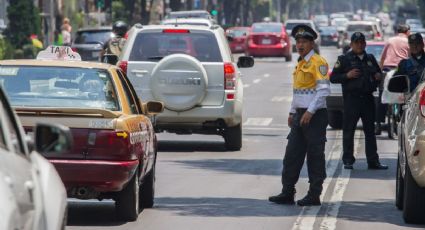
[
  {"x1": 0, "y1": 90, "x2": 24, "y2": 154},
  {"x1": 116, "y1": 70, "x2": 139, "y2": 114},
  {"x1": 346, "y1": 24, "x2": 373, "y2": 32},
  {"x1": 227, "y1": 29, "x2": 249, "y2": 37},
  {"x1": 0, "y1": 66, "x2": 119, "y2": 111},
  {"x1": 74, "y1": 30, "x2": 112, "y2": 44},
  {"x1": 252, "y1": 23, "x2": 282, "y2": 33},
  {"x1": 129, "y1": 31, "x2": 222, "y2": 62},
  {"x1": 285, "y1": 22, "x2": 310, "y2": 31}
]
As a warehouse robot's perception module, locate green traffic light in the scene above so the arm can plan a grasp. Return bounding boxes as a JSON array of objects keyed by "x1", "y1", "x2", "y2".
[{"x1": 211, "y1": 10, "x2": 218, "y2": 16}]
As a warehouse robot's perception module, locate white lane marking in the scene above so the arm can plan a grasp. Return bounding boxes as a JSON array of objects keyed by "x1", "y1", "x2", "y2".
[
  {"x1": 243, "y1": 118, "x2": 273, "y2": 126},
  {"x1": 271, "y1": 96, "x2": 292, "y2": 102},
  {"x1": 264, "y1": 73, "x2": 270, "y2": 78},
  {"x1": 291, "y1": 131, "x2": 359, "y2": 230},
  {"x1": 319, "y1": 134, "x2": 359, "y2": 230},
  {"x1": 253, "y1": 78, "x2": 262, "y2": 84},
  {"x1": 243, "y1": 84, "x2": 250, "y2": 88}
]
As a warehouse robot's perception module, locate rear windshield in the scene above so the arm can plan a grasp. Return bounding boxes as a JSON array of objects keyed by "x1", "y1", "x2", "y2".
[
  {"x1": 129, "y1": 31, "x2": 222, "y2": 62},
  {"x1": 74, "y1": 30, "x2": 113, "y2": 44},
  {"x1": 285, "y1": 22, "x2": 312, "y2": 31},
  {"x1": 227, "y1": 28, "x2": 249, "y2": 37},
  {"x1": 346, "y1": 24, "x2": 373, "y2": 32},
  {"x1": 252, "y1": 23, "x2": 282, "y2": 33},
  {"x1": 0, "y1": 66, "x2": 119, "y2": 110}
]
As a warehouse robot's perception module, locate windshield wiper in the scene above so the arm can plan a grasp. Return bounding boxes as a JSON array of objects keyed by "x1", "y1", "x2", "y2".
[{"x1": 147, "y1": 56, "x2": 164, "y2": 60}]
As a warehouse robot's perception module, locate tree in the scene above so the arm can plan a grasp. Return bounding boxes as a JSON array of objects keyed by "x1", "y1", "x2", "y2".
[{"x1": 4, "y1": 0, "x2": 41, "y2": 48}]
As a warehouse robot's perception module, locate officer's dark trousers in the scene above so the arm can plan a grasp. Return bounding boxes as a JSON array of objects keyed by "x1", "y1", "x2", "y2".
[
  {"x1": 281, "y1": 109, "x2": 327, "y2": 197},
  {"x1": 342, "y1": 94, "x2": 379, "y2": 164}
]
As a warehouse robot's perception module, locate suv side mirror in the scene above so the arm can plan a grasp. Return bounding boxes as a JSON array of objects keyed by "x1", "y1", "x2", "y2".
[
  {"x1": 102, "y1": 54, "x2": 119, "y2": 65},
  {"x1": 237, "y1": 56, "x2": 254, "y2": 68},
  {"x1": 388, "y1": 75, "x2": 410, "y2": 93},
  {"x1": 35, "y1": 123, "x2": 73, "y2": 154}
]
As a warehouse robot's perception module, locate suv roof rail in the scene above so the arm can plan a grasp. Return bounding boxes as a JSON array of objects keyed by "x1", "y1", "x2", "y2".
[
  {"x1": 134, "y1": 23, "x2": 143, "y2": 29},
  {"x1": 210, "y1": 25, "x2": 220, "y2": 30}
]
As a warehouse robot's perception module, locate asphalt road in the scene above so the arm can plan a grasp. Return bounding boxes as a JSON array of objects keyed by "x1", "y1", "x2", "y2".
[{"x1": 66, "y1": 46, "x2": 425, "y2": 230}]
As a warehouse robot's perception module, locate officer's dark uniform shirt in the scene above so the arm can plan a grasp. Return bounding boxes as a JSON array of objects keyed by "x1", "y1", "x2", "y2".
[
  {"x1": 394, "y1": 52, "x2": 425, "y2": 92},
  {"x1": 330, "y1": 51, "x2": 382, "y2": 95}
]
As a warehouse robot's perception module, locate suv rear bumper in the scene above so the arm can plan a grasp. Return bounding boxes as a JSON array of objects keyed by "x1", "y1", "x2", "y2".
[
  {"x1": 50, "y1": 159, "x2": 139, "y2": 194},
  {"x1": 156, "y1": 99, "x2": 242, "y2": 129}
]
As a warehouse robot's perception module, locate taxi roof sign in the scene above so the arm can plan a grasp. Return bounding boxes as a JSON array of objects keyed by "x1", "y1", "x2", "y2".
[{"x1": 36, "y1": 46, "x2": 82, "y2": 61}]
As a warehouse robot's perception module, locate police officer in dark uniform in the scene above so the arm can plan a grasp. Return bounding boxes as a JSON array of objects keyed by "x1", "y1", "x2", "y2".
[
  {"x1": 269, "y1": 25, "x2": 330, "y2": 206},
  {"x1": 394, "y1": 32, "x2": 425, "y2": 92},
  {"x1": 330, "y1": 32, "x2": 388, "y2": 170}
]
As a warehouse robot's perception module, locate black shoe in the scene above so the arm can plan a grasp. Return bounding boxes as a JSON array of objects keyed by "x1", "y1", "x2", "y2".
[
  {"x1": 375, "y1": 124, "x2": 382, "y2": 135},
  {"x1": 343, "y1": 163, "x2": 353, "y2": 169},
  {"x1": 368, "y1": 162, "x2": 388, "y2": 170},
  {"x1": 297, "y1": 194, "x2": 321, "y2": 206},
  {"x1": 268, "y1": 192, "x2": 295, "y2": 205}
]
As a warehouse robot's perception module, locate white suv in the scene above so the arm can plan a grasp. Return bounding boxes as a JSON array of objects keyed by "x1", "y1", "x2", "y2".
[{"x1": 118, "y1": 24, "x2": 254, "y2": 150}]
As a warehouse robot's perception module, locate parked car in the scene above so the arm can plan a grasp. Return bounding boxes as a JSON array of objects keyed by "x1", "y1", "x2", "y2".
[
  {"x1": 119, "y1": 24, "x2": 254, "y2": 151},
  {"x1": 284, "y1": 19, "x2": 321, "y2": 54},
  {"x1": 387, "y1": 75, "x2": 425, "y2": 224},
  {"x1": 0, "y1": 46, "x2": 164, "y2": 221},
  {"x1": 0, "y1": 82, "x2": 72, "y2": 230},
  {"x1": 246, "y1": 22, "x2": 292, "y2": 60},
  {"x1": 71, "y1": 26, "x2": 113, "y2": 61},
  {"x1": 314, "y1": 14, "x2": 329, "y2": 27},
  {"x1": 319, "y1": 26, "x2": 339, "y2": 47},
  {"x1": 326, "y1": 41, "x2": 384, "y2": 129},
  {"x1": 226, "y1": 27, "x2": 250, "y2": 53}
]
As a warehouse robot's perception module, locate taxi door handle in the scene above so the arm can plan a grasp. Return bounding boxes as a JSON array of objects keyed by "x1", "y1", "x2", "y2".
[{"x1": 25, "y1": 180, "x2": 35, "y2": 203}]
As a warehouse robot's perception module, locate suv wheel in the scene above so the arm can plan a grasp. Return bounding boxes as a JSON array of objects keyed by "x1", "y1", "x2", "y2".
[
  {"x1": 328, "y1": 111, "x2": 343, "y2": 129},
  {"x1": 116, "y1": 173, "x2": 140, "y2": 221},
  {"x1": 224, "y1": 124, "x2": 242, "y2": 151},
  {"x1": 403, "y1": 164, "x2": 425, "y2": 224}
]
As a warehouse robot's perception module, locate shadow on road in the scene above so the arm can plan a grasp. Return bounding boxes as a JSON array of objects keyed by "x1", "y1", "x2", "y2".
[
  {"x1": 67, "y1": 200, "x2": 127, "y2": 226},
  {"x1": 158, "y1": 140, "x2": 227, "y2": 152},
  {"x1": 336, "y1": 199, "x2": 425, "y2": 228},
  {"x1": 155, "y1": 197, "x2": 301, "y2": 217}
]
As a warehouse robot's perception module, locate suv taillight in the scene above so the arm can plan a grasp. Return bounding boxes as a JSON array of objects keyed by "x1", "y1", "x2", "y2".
[
  {"x1": 118, "y1": 61, "x2": 128, "y2": 74},
  {"x1": 224, "y1": 63, "x2": 236, "y2": 90},
  {"x1": 420, "y1": 88, "x2": 425, "y2": 117}
]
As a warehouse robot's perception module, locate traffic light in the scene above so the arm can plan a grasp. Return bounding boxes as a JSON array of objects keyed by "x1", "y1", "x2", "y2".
[
  {"x1": 97, "y1": 0, "x2": 104, "y2": 9},
  {"x1": 211, "y1": 9, "x2": 218, "y2": 16}
]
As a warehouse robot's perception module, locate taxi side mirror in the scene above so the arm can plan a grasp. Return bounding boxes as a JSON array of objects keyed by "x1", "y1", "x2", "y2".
[
  {"x1": 388, "y1": 75, "x2": 409, "y2": 93},
  {"x1": 237, "y1": 56, "x2": 254, "y2": 68},
  {"x1": 102, "y1": 54, "x2": 119, "y2": 65},
  {"x1": 35, "y1": 123, "x2": 73, "y2": 154},
  {"x1": 143, "y1": 101, "x2": 164, "y2": 115}
]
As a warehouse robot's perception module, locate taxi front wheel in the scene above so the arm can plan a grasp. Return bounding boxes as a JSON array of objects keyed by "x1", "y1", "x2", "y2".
[
  {"x1": 140, "y1": 163, "x2": 155, "y2": 208},
  {"x1": 224, "y1": 124, "x2": 242, "y2": 151},
  {"x1": 395, "y1": 157, "x2": 404, "y2": 210}
]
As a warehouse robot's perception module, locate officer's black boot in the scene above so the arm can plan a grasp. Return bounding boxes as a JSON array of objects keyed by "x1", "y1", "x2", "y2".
[
  {"x1": 296, "y1": 193, "x2": 321, "y2": 206},
  {"x1": 268, "y1": 189, "x2": 295, "y2": 205}
]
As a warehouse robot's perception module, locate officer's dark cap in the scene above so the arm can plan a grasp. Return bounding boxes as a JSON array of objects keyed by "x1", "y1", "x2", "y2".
[
  {"x1": 351, "y1": 32, "x2": 366, "y2": 42},
  {"x1": 408, "y1": 32, "x2": 424, "y2": 45},
  {"x1": 291, "y1": 24, "x2": 317, "y2": 41}
]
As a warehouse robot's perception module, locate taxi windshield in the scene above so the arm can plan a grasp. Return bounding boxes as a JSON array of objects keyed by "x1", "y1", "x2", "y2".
[{"x1": 0, "y1": 66, "x2": 119, "y2": 110}]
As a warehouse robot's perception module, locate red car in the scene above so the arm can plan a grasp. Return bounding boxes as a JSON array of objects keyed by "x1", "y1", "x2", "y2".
[
  {"x1": 245, "y1": 22, "x2": 292, "y2": 61},
  {"x1": 226, "y1": 27, "x2": 250, "y2": 53}
]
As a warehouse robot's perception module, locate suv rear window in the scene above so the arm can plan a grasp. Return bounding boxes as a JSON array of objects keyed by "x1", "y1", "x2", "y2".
[
  {"x1": 252, "y1": 23, "x2": 282, "y2": 33},
  {"x1": 346, "y1": 24, "x2": 373, "y2": 32},
  {"x1": 74, "y1": 30, "x2": 112, "y2": 44},
  {"x1": 129, "y1": 31, "x2": 222, "y2": 62}
]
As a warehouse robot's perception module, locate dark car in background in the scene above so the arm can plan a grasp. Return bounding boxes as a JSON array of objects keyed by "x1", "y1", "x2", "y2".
[
  {"x1": 319, "y1": 26, "x2": 339, "y2": 47},
  {"x1": 71, "y1": 26, "x2": 113, "y2": 61},
  {"x1": 245, "y1": 22, "x2": 292, "y2": 61},
  {"x1": 226, "y1": 27, "x2": 250, "y2": 53}
]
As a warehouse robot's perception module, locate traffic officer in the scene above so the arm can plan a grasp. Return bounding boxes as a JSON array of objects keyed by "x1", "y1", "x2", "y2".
[
  {"x1": 394, "y1": 32, "x2": 425, "y2": 92},
  {"x1": 330, "y1": 32, "x2": 388, "y2": 170},
  {"x1": 101, "y1": 21, "x2": 128, "y2": 60},
  {"x1": 269, "y1": 25, "x2": 330, "y2": 206}
]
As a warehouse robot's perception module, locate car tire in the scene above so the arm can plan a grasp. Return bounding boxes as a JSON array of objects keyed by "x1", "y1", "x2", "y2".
[
  {"x1": 396, "y1": 157, "x2": 404, "y2": 210},
  {"x1": 285, "y1": 54, "x2": 292, "y2": 62},
  {"x1": 140, "y1": 162, "x2": 155, "y2": 209},
  {"x1": 387, "y1": 113, "x2": 395, "y2": 139},
  {"x1": 328, "y1": 111, "x2": 343, "y2": 129},
  {"x1": 116, "y1": 173, "x2": 140, "y2": 221},
  {"x1": 402, "y1": 164, "x2": 425, "y2": 224},
  {"x1": 224, "y1": 124, "x2": 242, "y2": 151}
]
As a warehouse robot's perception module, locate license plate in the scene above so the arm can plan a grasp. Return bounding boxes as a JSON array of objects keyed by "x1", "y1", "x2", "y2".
[{"x1": 262, "y1": 39, "x2": 271, "y2": 45}]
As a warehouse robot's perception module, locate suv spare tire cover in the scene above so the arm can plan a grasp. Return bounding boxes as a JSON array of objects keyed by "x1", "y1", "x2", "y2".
[{"x1": 150, "y1": 54, "x2": 208, "y2": 111}]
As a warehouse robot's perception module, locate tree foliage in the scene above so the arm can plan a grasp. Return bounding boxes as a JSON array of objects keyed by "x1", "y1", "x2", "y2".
[{"x1": 4, "y1": 0, "x2": 41, "y2": 48}]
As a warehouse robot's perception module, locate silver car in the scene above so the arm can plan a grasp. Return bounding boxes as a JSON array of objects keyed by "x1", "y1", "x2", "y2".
[
  {"x1": 387, "y1": 75, "x2": 425, "y2": 224},
  {"x1": 118, "y1": 24, "x2": 254, "y2": 150},
  {"x1": 0, "y1": 85, "x2": 72, "y2": 230}
]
